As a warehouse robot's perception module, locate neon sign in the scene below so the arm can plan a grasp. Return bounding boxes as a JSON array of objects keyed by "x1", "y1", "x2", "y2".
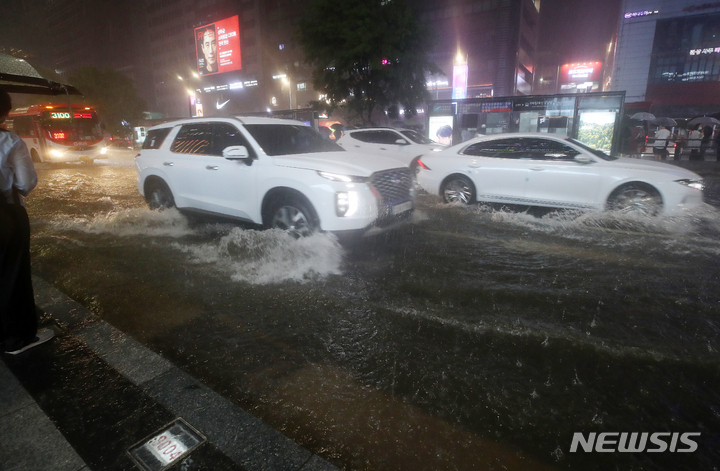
[
  {"x1": 624, "y1": 10, "x2": 658, "y2": 19},
  {"x1": 690, "y1": 47, "x2": 720, "y2": 55}
]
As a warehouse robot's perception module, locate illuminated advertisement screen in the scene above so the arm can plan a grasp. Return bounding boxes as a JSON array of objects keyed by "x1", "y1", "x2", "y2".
[
  {"x1": 195, "y1": 15, "x2": 242, "y2": 76},
  {"x1": 452, "y1": 64, "x2": 468, "y2": 99},
  {"x1": 560, "y1": 62, "x2": 602, "y2": 83}
]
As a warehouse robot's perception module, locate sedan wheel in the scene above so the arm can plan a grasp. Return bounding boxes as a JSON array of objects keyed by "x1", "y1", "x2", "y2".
[
  {"x1": 442, "y1": 176, "x2": 475, "y2": 204},
  {"x1": 269, "y1": 200, "x2": 317, "y2": 238},
  {"x1": 607, "y1": 183, "x2": 662, "y2": 216}
]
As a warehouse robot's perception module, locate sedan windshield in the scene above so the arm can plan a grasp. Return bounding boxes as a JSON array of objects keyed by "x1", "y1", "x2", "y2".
[
  {"x1": 243, "y1": 124, "x2": 343, "y2": 156},
  {"x1": 567, "y1": 138, "x2": 618, "y2": 161},
  {"x1": 401, "y1": 129, "x2": 435, "y2": 145}
]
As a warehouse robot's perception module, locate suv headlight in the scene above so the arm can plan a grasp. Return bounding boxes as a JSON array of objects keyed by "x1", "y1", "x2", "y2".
[
  {"x1": 335, "y1": 191, "x2": 358, "y2": 217},
  {"x1": 675, "y1": 179, "x2": 704, "y2": 191},
  {"x1": 317, "y1": 171, "x2": 368, "y2": 183}
]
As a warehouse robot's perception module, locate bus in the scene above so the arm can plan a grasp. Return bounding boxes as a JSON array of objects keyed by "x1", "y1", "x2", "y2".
[{"x1": 7, "y1": 103, "x2": 107, "y2": 164}]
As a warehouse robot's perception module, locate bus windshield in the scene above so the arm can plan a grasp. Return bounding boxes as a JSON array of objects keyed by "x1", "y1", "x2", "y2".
[{"x1": 41, "y1": 110, "x2": 103, "y2": 142}]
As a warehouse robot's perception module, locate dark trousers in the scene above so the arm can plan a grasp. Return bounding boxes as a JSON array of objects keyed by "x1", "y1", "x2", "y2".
[{"x1": 0, "y1": 203, "x2": 38, "y2": 346}]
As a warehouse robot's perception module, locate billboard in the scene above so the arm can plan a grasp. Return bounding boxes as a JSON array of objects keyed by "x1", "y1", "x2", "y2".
[
  {"x1": 560, "y1": 62, "x2": 602, "y2": 83},
  {"x1": 452, "y1": 64, "x2": 468, "y2": 99},
  {"x1": 195, "y1": 15, "x2": 242, "y2": 76}
]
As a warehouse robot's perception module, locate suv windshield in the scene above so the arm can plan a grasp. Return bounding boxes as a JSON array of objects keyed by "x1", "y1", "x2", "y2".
[
  {"x1": 566, "y1": 138, "x2": 618, "y2": 161},
  {"x1": 401, "y1": 129, "x2": 435, "y2": 145},
  {"x1": 243, "y1": 124, "x2": 343, "y2": 156}
]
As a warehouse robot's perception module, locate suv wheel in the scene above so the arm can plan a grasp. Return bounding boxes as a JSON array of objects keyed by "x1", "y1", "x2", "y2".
[
  {"x1": 146, "y1": 180, "x2": 175, "y2": 210},
  {"x1": 267, "y1": 196, "x2": 317, "y2": 238}
]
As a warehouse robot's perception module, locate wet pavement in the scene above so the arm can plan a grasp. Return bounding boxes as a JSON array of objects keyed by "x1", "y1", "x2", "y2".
[
  {"x1": 4, "y1": 150, "x2": 720, "y2": 470},
  {"x1": 0, "y1": 276, "x2": 338, "y2": 471}
]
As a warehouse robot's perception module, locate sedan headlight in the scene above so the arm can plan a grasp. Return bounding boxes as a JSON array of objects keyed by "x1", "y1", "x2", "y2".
[
  {"x1": 675, "y1": 179, "x2": 704, "y2": 191},
  {"x1": 317, "y1": 171, "x2": 368, "y2": 183}
]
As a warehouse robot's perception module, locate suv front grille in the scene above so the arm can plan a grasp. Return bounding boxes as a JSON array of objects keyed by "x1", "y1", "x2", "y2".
[
  {"x1": 370, "y1": 168, "x2": 414, "y2": 227},
  {"x1": 370, "y1": 168, "x2": 412, "y2": 205}
]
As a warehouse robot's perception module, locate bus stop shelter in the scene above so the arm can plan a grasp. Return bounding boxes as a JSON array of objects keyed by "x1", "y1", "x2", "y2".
[{"x1": 426, "y1": 91, "x2": 626, "y2": 155}]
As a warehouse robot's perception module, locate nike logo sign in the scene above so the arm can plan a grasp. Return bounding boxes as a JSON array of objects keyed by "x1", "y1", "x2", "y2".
[{"x1": 216, "y1": 99, "x2": 230, "y2": 109}]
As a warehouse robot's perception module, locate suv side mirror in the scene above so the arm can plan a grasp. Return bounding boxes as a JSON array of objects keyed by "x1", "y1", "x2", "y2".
[
  {"x1": 223, "y1": 146, "x2": 252, "y2": 164},
  {"x1": 395, "y1": 138, "x2": 409, "y2": 145}
]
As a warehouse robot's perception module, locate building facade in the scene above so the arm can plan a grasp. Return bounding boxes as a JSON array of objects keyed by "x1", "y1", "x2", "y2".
[
  {"x1": 612, "y1": 0, "x2": 720, "y2": 116},
  {"x1": 416, "y1": 0, "x2": 541, "y2": 100}
]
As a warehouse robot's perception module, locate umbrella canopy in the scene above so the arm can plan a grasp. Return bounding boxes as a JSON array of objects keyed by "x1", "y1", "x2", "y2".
[
  {"x1": 0, "y1": 53, "x2": 81, "y2": 95},
  {"x1": 688, "y1": 116, "x2": 720, "y2": 127},
  {"x1": 652, "y1": 117, "x2": 677, "y2": 127},
  {"x1": 630, "y1": 112, "x2": 656, "y2": 121}
]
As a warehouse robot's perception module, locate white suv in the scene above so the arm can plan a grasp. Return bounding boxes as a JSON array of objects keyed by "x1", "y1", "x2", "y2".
[
  {"x1": 336, "y1": 128, "x2": 445, "y2": 165},
  {"x1": 135, "y1": 117, "x2": 415, "y2": 237}
]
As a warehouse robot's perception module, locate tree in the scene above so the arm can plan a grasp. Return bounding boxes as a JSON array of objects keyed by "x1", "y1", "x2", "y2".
[
  {"x1": 298, "y1": 0, "x2": 441, "y2": 125},
  {"x1": 69, "y1": 67, "x2": 146, "y2": 136}
]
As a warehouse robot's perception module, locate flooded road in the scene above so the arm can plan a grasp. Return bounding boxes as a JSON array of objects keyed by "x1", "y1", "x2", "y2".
[{"x1": 25, "y1": 152, "x2": 720, "y2": 470}]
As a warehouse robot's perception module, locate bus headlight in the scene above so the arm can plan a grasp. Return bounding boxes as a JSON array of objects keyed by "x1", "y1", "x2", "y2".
[
  {"x1": 50, "y1": 149, "x2": 64, "y2": 157},
  {"x1": 100, "y1": 147, "x2": 108, "y2": 154}
]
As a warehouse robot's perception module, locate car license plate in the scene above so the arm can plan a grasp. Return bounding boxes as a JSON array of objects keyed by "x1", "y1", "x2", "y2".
[
  {"x1": 392, "y1": 200, "x2": 413, "y2": 215},
  {"x1": 146, "y1": 431, "x2": 188, "y2": 465}
]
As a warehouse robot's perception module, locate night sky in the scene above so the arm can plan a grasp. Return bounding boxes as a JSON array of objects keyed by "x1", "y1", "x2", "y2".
[
  {"x1": 538, "y1": 0, "x2": 623, "y2": 62},
  {"x1": 1, "y1": 0, "x2": 622, "y2": 78}
]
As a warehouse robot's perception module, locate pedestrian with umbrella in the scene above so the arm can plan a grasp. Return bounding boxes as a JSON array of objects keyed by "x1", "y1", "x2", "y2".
[
  {"x1": 652, "y1": 124, "x2": 672, "y2": 160},
  {"x1": 688, "y1": 124, "x2": 704, "y2": 161}
]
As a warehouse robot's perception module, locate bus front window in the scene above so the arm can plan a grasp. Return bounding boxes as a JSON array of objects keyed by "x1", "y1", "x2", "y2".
[{"x1": 42, "y1": 111, "x2": 103, "y2": 143}]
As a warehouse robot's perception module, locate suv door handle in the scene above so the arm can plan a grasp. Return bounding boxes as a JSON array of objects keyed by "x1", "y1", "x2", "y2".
[
  {"x1": 468, "y1": 163, "x2": 481, "y2": 168},
  {"x1": 163, "y1": 162, "x2": 173, "y2": 166},
  {"x1": 530, "y1": 167, "x2": 544, "y2": 171},
  {"x1": 206, "y1": 165, "x2": 219, "y2": 170}
]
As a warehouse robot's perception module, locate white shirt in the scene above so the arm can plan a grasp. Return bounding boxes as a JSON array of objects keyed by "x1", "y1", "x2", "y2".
[
  {"x1": 687, "y1": 130, "x2": 703, "y2": 149},
  {"x1": 0, "y1": 129, "x2": 37, "y2": 205},
  {"x1": 653, "y1": 128, "x2": 671, "y2": 148}
]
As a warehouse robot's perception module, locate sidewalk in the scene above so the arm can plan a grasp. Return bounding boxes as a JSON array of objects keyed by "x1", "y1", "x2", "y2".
[{"x1": 0, "y1": 276, "x2": 338, "y2": 471}]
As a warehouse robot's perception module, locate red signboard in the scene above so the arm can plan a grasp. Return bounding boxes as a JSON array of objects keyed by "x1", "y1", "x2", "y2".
[
  {"x1": 560, "y1": 62, "x2": 602, "y2": 83},
  {"x1": 195, "y1": 15, "x2": 242, "y2": 76}
]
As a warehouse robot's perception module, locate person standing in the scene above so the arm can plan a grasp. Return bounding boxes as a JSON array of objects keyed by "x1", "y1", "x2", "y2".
[
  {"x1": 673, "y1": 127, "x2": 687, "y2": 161},
  {"x1": 0, "y1": 89, "x2": 54, "y2": 354},
  {"x1": 652, "y1": 125, "x2": 671, "y2": 160},
  {"x1": 687, "y1": 125, "x2": 703, "y2": 161},
  {"x1": 700, "y1": 125, "x2": 713, "y2": 159}
]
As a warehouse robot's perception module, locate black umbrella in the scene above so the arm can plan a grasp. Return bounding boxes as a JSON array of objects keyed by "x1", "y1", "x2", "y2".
[
  {"x1": 688, "y1": 116, "x2": 720, "y2": 127},
  {"x1": 630, "y1": 112, "x2": 655, "y2": 121},
  {"x1": 651, "y1": 117, "x2": 677, "y2": 127},
  {"x1": 0, "y1": 53, "x2": 81, "y2": 95}
]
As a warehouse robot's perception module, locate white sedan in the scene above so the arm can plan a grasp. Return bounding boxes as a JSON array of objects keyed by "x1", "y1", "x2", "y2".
[{"x1": 415, "y1": 133, "x2": 705, "y2": 215}]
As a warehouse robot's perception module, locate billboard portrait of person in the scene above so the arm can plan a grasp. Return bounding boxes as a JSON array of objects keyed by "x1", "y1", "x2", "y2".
[{"x1": 196, "y1": 25, "x2": 217, "y2": 75}]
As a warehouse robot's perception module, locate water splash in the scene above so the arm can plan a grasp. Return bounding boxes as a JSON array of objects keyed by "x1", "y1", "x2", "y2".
[
  {"x1": 173, "y1": 228, "x2": 344, "y2": 284},
  {"x1": 53, "y1": 208, "x2": 194, "y2": 237}
]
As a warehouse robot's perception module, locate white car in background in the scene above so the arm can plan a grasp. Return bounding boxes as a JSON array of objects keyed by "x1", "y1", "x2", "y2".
[
  {"x1": 416, "y1": 133, "x2": 705, "y2": 215},
  {"x1": 135, "y1": 117, "x2": 415, "y2": 237},
  {"x1": 336, "y1": 127, "x2": 445, "y2": 165}
]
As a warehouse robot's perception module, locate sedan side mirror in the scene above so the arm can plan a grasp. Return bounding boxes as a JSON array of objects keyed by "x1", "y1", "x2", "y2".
[{"x1": 574, "y1": 154, "x2": 594, "y2": 164}]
